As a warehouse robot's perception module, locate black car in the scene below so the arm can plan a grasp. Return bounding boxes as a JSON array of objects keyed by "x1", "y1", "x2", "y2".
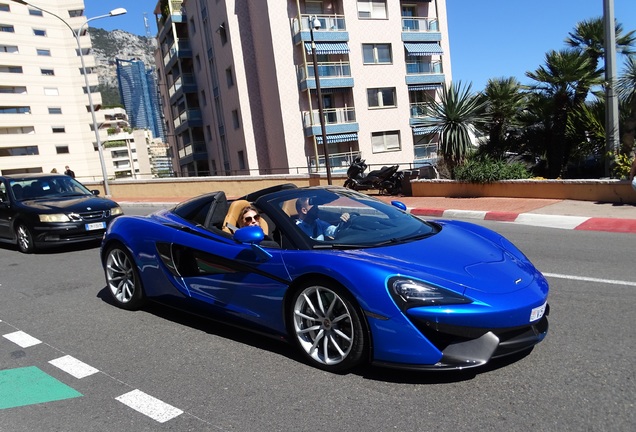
[{"x1": 0, "y1": 173, "x2": 123, "y2": 253}]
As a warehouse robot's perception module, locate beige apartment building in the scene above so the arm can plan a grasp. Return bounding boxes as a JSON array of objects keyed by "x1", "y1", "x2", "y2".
[
  {"x1": 154, "y1": 0, "x2": 451, "y2": 178},
  {"x1": 0, "y1": 0, "x2": 108, "y2": 180}
]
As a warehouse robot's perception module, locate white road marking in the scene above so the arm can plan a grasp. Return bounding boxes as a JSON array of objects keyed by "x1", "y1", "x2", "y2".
[
  {"x1": 49, "y1": 355, "x2": 99, "y2": 379},
  {"x1": 543, "y1": 272, "x2": 636, "y2": 287},
  {"x1": 116, "y1": 389, "x2": 183, "y2": 423},
  {"x1": 3, "y1": 330, "x2": 41, "y2": 348}
]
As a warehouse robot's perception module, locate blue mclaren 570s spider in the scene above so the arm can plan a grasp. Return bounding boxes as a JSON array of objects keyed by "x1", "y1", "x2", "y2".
[{"x1": 101, "y1": 184, "x2": 549, "y2": 373}]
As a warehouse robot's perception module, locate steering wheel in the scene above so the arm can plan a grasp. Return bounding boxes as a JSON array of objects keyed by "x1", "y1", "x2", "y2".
[{"x1": 335, "y1": 212, "x2": 360, "y2": 236}]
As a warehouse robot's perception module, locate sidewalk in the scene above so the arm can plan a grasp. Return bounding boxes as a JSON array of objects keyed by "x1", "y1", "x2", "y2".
[{"x1": 114, "y1": 195, "x2": 636, "y2": 234}]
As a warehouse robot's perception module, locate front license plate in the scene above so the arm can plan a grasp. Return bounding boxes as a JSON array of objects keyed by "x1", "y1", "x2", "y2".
[
  {"x1": 85, "y1": 222, "x2": 106, "y2": 231},
  {"x1": 529, "y1": 301, "x2": 547, "y2": 322}
]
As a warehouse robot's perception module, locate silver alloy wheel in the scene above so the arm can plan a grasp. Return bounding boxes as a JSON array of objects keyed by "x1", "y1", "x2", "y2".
[
  {"x1": 16, "y1": 224, "x2": 33, "y2": 253},
  {"x1": 106, "y1": 248, "x2": 136, "y2": 304},
  {"x1": 293, "y1": 285, "x2": 354, "y2": 366}
]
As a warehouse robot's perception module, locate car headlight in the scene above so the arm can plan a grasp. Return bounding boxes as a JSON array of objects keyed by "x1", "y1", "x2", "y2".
[
  {"x1": 110, "y1": 206, "x2": 123, "y2": 216},
  {"x1": 389, "y1": 277, "x2": 472, "y2": 310},
  {"x1": 39, "y1": 213, "x2": 70, "y2": 222}
]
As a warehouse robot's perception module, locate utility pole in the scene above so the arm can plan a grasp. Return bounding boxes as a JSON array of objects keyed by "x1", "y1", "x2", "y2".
[{"x1": 603, "y1": 0, "x2": 620, "y2": 177}]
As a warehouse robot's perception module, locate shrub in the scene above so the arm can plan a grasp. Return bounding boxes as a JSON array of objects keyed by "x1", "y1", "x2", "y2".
[{"x1": 453, "y1": 156, "x2": 530, "y2": 183}]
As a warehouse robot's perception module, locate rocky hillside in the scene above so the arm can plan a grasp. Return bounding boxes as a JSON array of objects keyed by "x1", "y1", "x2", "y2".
[{"x1": 89, "y1": 28, "x2": 157, "y2": 106}]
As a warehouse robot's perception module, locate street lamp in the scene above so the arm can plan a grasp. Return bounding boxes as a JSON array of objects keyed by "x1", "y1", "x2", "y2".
[
  {"x1": 309, "y1": 16, "x2": 332, "y2": 185},
  {"x1": 11, "y1": 1, "x2": 126, "y2": 196}
]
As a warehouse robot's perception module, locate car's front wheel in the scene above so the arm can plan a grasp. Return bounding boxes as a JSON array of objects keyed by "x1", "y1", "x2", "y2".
[
  {"x1": 15, "y1": 223, "x2": 34, "y2": 253},
  {"x1": 104, "y1": 245, "x2": 145, "y2": 310},
  {"x1": 289, "y1": 283, "x2": 367, "y2": 372}
]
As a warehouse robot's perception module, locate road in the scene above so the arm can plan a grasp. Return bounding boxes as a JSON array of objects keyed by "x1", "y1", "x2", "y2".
[{"x1": 0, "y1": 205, "x2": 634, "y2": 431}]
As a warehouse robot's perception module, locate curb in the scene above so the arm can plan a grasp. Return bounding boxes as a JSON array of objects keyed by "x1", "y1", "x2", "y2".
[{"x1": 410, "y1": 208, "x2": 636, "y2": 234}]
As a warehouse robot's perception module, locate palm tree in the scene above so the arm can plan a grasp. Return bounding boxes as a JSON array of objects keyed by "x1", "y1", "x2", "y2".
[
  {"x1": 413, "y1": 81, "x2": 488, "y2": 176},
  {"x1": 526, "y1": 49, "x2": 602, "y2": 177},
  {"x1": 480, "y1": 77, "x2": 527, "y2": 158},
  {"x1": 617, "y1": 55, "x2": 636, "y2": 154}
]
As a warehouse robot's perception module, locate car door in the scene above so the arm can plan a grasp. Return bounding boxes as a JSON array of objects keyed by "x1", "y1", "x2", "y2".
[
  {"x1": 0, "y1": 179, "x2": 13, "y2": 240},
  {"x1": 167, "y1": 231, "x2": 291, "y2": 335}
]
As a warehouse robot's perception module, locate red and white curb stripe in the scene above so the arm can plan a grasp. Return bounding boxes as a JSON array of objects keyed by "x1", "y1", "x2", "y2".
[
  {"x1": 411, "y1": 208, "x2": 636, "y2": 233},
  {"x1": 2, "y1": 325, "x2": 183, "y2": 423}
]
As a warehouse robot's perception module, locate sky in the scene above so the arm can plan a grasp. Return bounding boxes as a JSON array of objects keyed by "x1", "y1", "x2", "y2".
[{"x1": 84, "y1": 0, "x2": 636, "y2": 92}]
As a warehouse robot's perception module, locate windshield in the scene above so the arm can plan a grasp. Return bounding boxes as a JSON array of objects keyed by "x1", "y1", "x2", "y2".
[
  {"x1": 272, "y1": 188, "x2": 439, "y2": 247},
  {"x1": 9, "y1": 176, "x2": 92, "y2": 201}
]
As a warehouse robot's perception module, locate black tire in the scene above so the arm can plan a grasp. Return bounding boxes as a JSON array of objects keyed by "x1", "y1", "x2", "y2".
[
  {"x1": 15, "y1": 223, "x2": 35, "y2": 254},
  {"x1": 343, "y1": 179, "x2": 355, "y2": 190},
  {"x1": 288, "y1": 282, "x2": 367, "y2": 372},
  {"x1": 104, "y1": 244, "x2": 145, "y2": 310}
]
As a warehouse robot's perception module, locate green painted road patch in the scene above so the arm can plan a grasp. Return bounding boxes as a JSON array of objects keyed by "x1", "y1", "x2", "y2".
[{"x1": 0, "y1": 366, "x2": 82, "y2": 409}]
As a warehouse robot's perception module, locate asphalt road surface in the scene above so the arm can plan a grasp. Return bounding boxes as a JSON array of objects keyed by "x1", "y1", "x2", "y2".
[{"x1": 0, "y1": 205, "x2": 634, "y2": 431}]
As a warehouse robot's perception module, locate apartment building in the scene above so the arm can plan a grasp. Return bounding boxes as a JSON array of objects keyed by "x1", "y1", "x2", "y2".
[
  {"x1": 0, "y1": 1, "x2": 107, "y2": 179},
  {"x1": 154, "y1": 0, "x2": 451, "y2": 178}
]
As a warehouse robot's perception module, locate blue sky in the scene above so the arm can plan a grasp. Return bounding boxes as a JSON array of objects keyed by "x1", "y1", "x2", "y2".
[{"x1": 85, "y1": 0, "x2": 635, "y2": 92}]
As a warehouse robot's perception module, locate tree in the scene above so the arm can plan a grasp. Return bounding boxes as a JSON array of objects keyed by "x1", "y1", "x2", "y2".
[
  {"x1": 479, "y1": 77, "x2": 527, "y2": 158},
  {"x1": 414, "y1": 81, "x2": 488, "y2": 176},
  {"x1": 526, "y1": 49, "x2": 602, "y2": 178},
  {"x1": 617, "y1": 55, "x2": 636, "y2": 155}
]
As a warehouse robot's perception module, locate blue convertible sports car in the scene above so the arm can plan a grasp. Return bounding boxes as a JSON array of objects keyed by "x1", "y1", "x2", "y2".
[{"x1": 101, "y1": 184, "x2": 549, "y2": 372}]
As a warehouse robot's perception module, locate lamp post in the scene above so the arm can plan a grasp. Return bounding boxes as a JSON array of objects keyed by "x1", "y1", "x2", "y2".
[
  {"x1": 309, "y1": 16, "x2": 332, "y2": 185},
  {"x1": 11, "y1": 1, "x2": 126, "y2": 196}
]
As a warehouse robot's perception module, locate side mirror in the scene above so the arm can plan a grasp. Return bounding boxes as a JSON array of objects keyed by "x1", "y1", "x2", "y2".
[
  {"x1": 391, "y1": 201, "x2": 407, "y2": 211},
  {"x1": 91, "y1": 190, "x2": 100, "y2": 196},
  {"x1": 234, "y1": 226, "x2": 272, "y2": 261}
]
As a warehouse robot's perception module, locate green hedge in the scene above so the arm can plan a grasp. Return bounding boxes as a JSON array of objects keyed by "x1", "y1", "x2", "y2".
[{"x1": 453, "y1": 157, "x2": 530, "y2": 183}]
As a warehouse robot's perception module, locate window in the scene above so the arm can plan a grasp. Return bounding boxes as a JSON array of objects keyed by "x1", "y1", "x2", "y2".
[
  {"x1": 52, "y1": 126, "x2": 65, "y2": 133},
  {"x1": 0, "y1": 106, "x2": 30, "y2": 114},
  {"x1": 357, "y1": 0, "x2": 387, "y2": 19},
  {"x1": 36, "y1": 48, "x2": 51, "y2": 56},
  {"x1": 232, "y1": 109, "x2": 240, "y2": 129},
  {"x1": 0, "y1": 4, "x2": 9, "y2": 12},
  {"x1": 238, "y1": 151, "x2": 245, "y2": 170},
  {"x1": 195, "y1": 54, "x2": 201, "y2": 70},
  {"x1": 225, "y1": 67, "x2": 234, "y2": 87},
  {"x1": 189, "y1": 18, "x2": 196, "y2": 34},
  {"x1": 0, "y1": 24, "x2": 14, "y2": 32},
  {"x1": 362, "y1": 44, "x2": 392, "y2": 64},
  {"x1": 41, "y1": 68, "x2": 55, "y2": 76},
  {"x1": 68, "y1": 9, "x2": 83, "y2": 18},
  {"x1": 371, "y1": 130, "x2": 401, "y2": 153},
  {"x1": 0, "y1": 146, "x2": 39, "y2": 156},
  {"x1": 0, "y1": 44, "x2": 18, "y2": 53},
  {"x1": 56, "y1": 145, "x2": 69, "y2": 154},
  {"x1": 0, "y1": 86, "x2": 26, "y2": 94},
  {"x1": 33, "y1": 28, "x2": 46, "y2": 36},
  {"x1": 44, "y1": 88, "x2": 59, "y2": 96},
  {"x1": 0, "y1": 66, "x2": 23, "y2": 73},
  {"x1": 201, "y1": 89, "x2": 207, "y2": 106},
  {"x1": 367, "y1": 87, "x2": 396, "y2": 108},
  {"x1": 28, "y1": 8, "x2": 43, "y2": 16},
  {"x1": 0, "y1": 126, "x2": 35, "y2": 135},
  {"x1": 219, "y1": 23, "x2": 227, "y2": 45},
  {"x1": 48, "y1": 107, "x2": 62, "y2": 114}
]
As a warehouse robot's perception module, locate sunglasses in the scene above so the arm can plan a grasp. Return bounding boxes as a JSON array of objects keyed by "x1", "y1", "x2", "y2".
[{"x1": 243, "y1": 214, "x2": 261, "y2": 223}]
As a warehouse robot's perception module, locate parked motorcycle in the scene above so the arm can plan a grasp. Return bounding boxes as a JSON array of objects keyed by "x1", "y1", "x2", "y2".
[{"x1": 343, "y1": 157, "x2": 403, "y2": 195}]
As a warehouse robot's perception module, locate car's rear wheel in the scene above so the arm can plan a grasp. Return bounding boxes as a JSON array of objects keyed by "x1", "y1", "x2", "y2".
[
  {"x1": 289, "y1": 283, "x2": 367, "y2": 372},
  {"x1": 15, "y1": 223, "x2": 34, "y2": 254},
  {"x1": 104, "y1": 245, "x2": 145, "y2": 310}
]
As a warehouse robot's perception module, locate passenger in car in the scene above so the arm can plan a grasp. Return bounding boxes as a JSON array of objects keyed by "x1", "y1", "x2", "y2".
[{"x1": 238, "y1": 205, "x2": 262, "y2": 228}]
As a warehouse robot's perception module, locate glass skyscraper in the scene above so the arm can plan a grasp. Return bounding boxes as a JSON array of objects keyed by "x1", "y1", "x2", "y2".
[{"x1": 116, "y1": 58, "x2": 165, "y2": 142}]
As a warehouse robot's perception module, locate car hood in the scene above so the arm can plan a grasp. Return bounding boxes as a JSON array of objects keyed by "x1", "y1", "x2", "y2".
[
  {"x1": 19, "y1": 196, "x2": 116, "y2": 212},
  {"x1": 342, "y1": 220, "x2": 538, "y2": 295}
]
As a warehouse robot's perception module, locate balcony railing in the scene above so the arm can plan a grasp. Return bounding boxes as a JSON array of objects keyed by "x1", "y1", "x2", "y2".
[
  {"x1": 297, "y1": 61, "x2": 351, "y2": 81},
  {"x1": 401, "y1": 17, "x2": 439, "y2": 32},
  {"x1": 311, "y1": 150, "x2": 358, "y2": 173},
  {"x1": 292, "y1": 13, "x2": 346, "y2": 35},
  {"x1": 173, "y1": 108, "x2": 202, "y2": 129},
  {"x1": 414, "y1": 143, "x2": 438, "y2": 161},
  {"x1": 406, "y1": 60, "x2": 443, "y2": 75},
  {"x1": 168, "y1": 73, "x2": 195, "y2": 98},
  {"x1": 409, "y1": 103, "x2": 428, "y2": 118},
  {"x1": 163, "y1": 38, "x2": 191, "y2": 66},
  {"x1": 303, "y1": 107, "x2": 356, "y2": 128}
]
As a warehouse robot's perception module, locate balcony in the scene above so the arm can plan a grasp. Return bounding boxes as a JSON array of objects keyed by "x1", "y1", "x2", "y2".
[
  {"x1": 292, "y1": 14, "x2": 348, "y2": 44},
  {"x1": 413, "y1": 143, "x2": 438, "y2": 162},
  {"x1": 173, "y1": 108, "x2": 202, "y2": 134},
  {"x1": 405, "y1": 60, "x2": 444, "y2": 86},
  {"x1": 401, "y1": 17, "x2": 441, "y2": 42},
  {"x1": 163, "y1": 38, "x2": 192, "y2": 69},
  {"x1": 168, "y1": 73, "x2": 197, "y2": 101},
  {"x1": 302, "y1": 107, "x2": 358, "y2": 136},
  {"x1": 297, "y1": 61, "x2": 353, "y2": 90}
]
